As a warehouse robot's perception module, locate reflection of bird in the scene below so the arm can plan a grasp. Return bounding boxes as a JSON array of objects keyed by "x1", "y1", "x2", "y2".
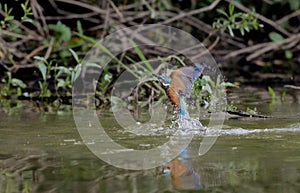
[
  {"x1": 161, "y1": 148, "x2": 202, "y2": 190},
  {"x1": 154, "y1": 64, "x2": 203, "y2": 116}
]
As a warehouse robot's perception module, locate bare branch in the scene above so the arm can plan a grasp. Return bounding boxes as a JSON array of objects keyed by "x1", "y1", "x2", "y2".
[
  {"x1": 161, "y1": 0, "x2": 222, "y2": 25},
  {"x1": 277, "y1": 9, "x2": 300, "y2": 24},
  {"x1": 247, "y1": 33, "x2": 300, "y2": 60},
  {"x1": 31, "y1": 0, "x2": 46, "y2": 37},
  {"x1": 223, "y1": 33, "x2": 300, "y2": 61},
  {"x1": 53, "y1": 0, "x2": 107, "y2": 14}
]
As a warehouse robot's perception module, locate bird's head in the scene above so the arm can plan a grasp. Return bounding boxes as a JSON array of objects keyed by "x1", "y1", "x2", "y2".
[{"x1": 153, "y1": 74, "x2": 171, "y2": 87}]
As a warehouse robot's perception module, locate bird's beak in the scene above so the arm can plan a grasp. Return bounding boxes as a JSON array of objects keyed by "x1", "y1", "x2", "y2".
[{"x1": 152, "y1": 73, "x2": 159, "y2": 78}]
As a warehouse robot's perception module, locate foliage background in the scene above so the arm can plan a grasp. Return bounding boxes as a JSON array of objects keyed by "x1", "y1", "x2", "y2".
[{"x1": 0, "y1": 0, "x2": 299, "y2": 100}]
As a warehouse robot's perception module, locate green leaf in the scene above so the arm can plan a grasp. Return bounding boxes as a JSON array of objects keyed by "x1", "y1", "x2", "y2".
[
  {"x1": 57, "y1": 79, "x2": 66, "y2": 88},
  {"x1": 104, "y1": 73, "x2": 112, "y2": 82},
  {"x1": 52, "y1": 66, "x2": 70, "y2": 77},
  {"x1": 22, "y1": 18, "x2": 34, "y2": 23},
  {"x1": 17, "y1": 87, "x2": 22, "y2": 96},
  {"x1": 6, "y1": 71, "x2": 12, "y2": 83},
  {"x1": 201, "y1": 75, "x2": 213, "y2": 94},
  {"x1": 269, "y1": 32, "x2": 284, "y2": 42},
  {"x1": 84, "y1": 62, "x2": 102, "y2": 69},
  {"x1": 268, "y1": 86, "x2": 276, "y2": 101},
  {"x1": 4, "y1": 15, "x2": 14, "y2": 21},
  {"x1": 38, "y1": 81, "x2": 44, "y2": 90},
  {"x1": 3, "y1": 172, "x2": 14, "y2": 177},
  {"x1": 48, "y1": 21, "x2": 71, "y2": 43},
  {"x1": 288, "y1": 0, "x2": 299, "y2": 10},
  {"x1": 129, "y1": 39, "x2": 153, "y2": 71},
  {"x1": 77, "y1": 20, "x2": 83, "y2": 34},
  {"x1": 74, "y1": 31, "x2": 97, "y2": 44},
  {"x1": 244, "y1": 26, "x2": 250, "y2": 32},
  {"x1": 71, "y1": 64, "x2": 82, "y2": 84},
  {"x1": 285, "y1": 50, "x2": 293, "y2": 59},
  {"x1": 11, "y1": 78, "x2": 26, "y2": 88},
  {"x1": 37, "y1": 62, "x2": 47, "y2": 81},
  {"x1": 69, "y1": 48, "x2": 79, "y2": 63},
  {"x1": 220, "y1": 82, "x2": 239, "y2": 88},
  {"x1": 227, "y1": 26, "x2": 235, "y2": 37},
  {"x1": 229, "y1": 3, "x2": 235, "y2": 16},
  {"x1": 21, "y1": 3, "x2": 26, "y2": 11},
  {"x1": 217, "y1": 8, "x2": 228, "y2": 17},
  {"x1": 240, "y1": 28, "x2": 245, "y2": 36},
  {"x1": 34, "y1": 56, "x2": 47, "y2": 63}
]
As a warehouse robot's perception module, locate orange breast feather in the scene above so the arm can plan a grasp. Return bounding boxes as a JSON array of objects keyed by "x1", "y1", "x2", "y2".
[
  {"x1": 166, "y1": 86, "x2": 180, "y2": 107},
  {"x1": 166, "y1": 70, "x2": 187, "y2": 107}
]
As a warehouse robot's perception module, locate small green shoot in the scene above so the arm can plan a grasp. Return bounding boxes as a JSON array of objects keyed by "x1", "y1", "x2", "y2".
[
  {"x1": 246, "y1": 107, "x2": 258, "y2": 115},
  {"x1": 21, "y1": 0, "x2": 33, "y2": 22},
  {"x1": 34, "y1": 56, "x2": 53, "y2": 97},
  {"x1": 267, "y1": 86, "x2": 276, "y2": 101},
  {"x1": 0, "y1": 3, "x2": 14, "y2": 28},
  {"x1": 1, "y1": 71, "x2": 27, "y2": 97}
]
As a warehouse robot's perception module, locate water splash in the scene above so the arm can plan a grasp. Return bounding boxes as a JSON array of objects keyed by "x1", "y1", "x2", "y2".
[
  {"x1": 217, "y1": 126, "x2": 300, "y2": 136},
  {"x1": 168, "y1": 116, "x2": 206, "y2": 136}
]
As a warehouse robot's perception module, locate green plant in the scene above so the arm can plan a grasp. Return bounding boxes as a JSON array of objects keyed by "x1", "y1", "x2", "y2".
[
  {"x1": 213, "y1": 3, "x2": 263, "y2": 37},
  {"x1": 227, "y1": 101, "x2": 238, "y2": 111},
  {"x1": 97, "y1": 66, "x2": 113, "y2": 97},
  {"x1": 267, "y1": 86, "x2": 276, "y2": 102},
  {"x1": 21, "y1": 0, "x2": 33, "y2": 22},
  {"x1": 246, "y1": 107, "x2": 258, "y2": 115},
  {"x1": 48, "y1": 21, "x2": 71, "y2": 44},
  {"x1": 0, "y1": 3, "x2": 14, "y2": 28},
  {"x1": 34, "y1": 56, "x2": 53, "y2": 97},
  {"x1": 194, "y1": 75, "x2": 238, "y2": 111},
  {"x1": 1, "y1": 71, "x2": 26, "y2": 97},
  {"x1": 51, "y1": 49, "x2": 82, "y2": 93},
  {"x1": 0, "y1": 0, "x2": 33, "y2": 28}
]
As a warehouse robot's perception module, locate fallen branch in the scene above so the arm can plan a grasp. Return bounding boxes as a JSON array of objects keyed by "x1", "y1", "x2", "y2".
[
  {"x1": 226, "y1": 110, "x2": 271, "y2": 118},
  {"x1": 284, "y1": 85, "x2": 300, "y2": 90},
  {"x1": 161, "y1": 0, "x2": 221, "y2": 25},
  {"x1": 247, "y1": 33, "x2": 300, "y2": 61},
  {"x1": 224, "y1": 33, "x2": 300, "y2": 61},
  {"x1": 277, "y1": 9, "x2": 300, "y2": 24}
]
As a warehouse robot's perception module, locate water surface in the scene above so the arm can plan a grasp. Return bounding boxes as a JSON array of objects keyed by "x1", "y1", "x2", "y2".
[{"x1": 1, "y1": 87, "x2": 300, "y2": 193}]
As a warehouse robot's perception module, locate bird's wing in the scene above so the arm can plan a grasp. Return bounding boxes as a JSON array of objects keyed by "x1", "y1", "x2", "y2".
[
  {"x1": 170, "y1": 69, "x2": 193, "y2": 97},
  {"x1": 178, "y1": 73, "x2": 193, "y2": 96}
]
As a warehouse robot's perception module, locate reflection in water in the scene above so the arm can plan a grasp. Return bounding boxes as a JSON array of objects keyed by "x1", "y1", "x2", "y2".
[
  {"x1": 162, "y1": 148, "x2": 202, "y2": 190},
  {"x1": 1, "y1": 152, "x2": 59, "y2": 193}
]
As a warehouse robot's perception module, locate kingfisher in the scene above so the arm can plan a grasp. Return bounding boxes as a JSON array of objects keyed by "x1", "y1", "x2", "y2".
[{"x1": 154, "y1": 64, "x2": 203, "y2": 116}]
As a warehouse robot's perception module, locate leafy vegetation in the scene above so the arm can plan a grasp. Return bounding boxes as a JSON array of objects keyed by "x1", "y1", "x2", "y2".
[
  {"x1": 213, "y1": 3, "x2": 263, "y2": 37},
  {"x1": 1, "y1": 72, "x2": 26, "y2": 97},
  {"x1": 0, "y1": 0, "x2": 298, "y2": 111},
  {"x1": 193, "y1": 74, "x2": 238, "y2": 112}
]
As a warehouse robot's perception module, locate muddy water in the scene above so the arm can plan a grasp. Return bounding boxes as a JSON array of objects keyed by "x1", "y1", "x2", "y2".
[{"x1": 0, "y1": 87, "x2": 300, "y2": 193}]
